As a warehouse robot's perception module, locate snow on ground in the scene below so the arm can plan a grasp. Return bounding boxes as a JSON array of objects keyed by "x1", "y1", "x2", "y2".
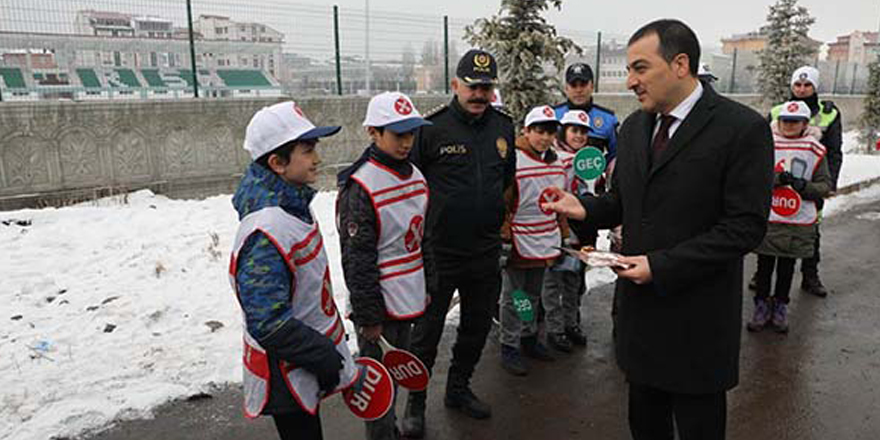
[{"x1": 0, "y1": 138, "x2": 878, "y2": 440}]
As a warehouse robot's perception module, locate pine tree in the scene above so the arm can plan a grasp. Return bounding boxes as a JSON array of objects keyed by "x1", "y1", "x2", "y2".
[
  {"x1": 756, "y1": 0, "x2": 816, "y2": 104},
  {"x1": 859, "y1": 56, "x2": 880, "y2": 153},
  {"x1": 464, "y1": 0, "x2": 581, "y2": 122}
]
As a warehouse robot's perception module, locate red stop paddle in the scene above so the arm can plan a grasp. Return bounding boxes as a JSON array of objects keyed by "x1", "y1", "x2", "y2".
[
  {"x1": 343, "y1": 357, "x2": 395, "y2": 421},
  {"x1": 377, "y1": 336, "x2": 430, "y2": 391}
]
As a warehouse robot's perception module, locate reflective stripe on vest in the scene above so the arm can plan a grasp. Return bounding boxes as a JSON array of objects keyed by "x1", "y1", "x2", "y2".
[
  {"x1": 229, "y1": 206, "x2": 358, "y2": 417},
  {"x1": 771, "y1": 103, "x2": 839, "y2": 131},
  {"x1": 351, "y1": 159, "x2": 429, "y2": 319},
  {"x1": 512, "y1": 149, "x2": 565, "y2": 260},
  {"x1": 769, "y1": 135, "x2": 827, "y2": 226}
]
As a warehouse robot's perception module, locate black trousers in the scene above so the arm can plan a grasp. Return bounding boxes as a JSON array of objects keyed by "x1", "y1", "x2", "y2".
[
  {"x1": 800, "y1": 227, "x2": 821, "y2": 277},
  {"x1": 273, "y1": 410, "x2": 322, "y2": 440},
  {"x1": 410, "y1": 256, "x2": 501, "y2": 380},
  {"x1": 755, "y1": 254, "x2": 796, "y2": 304},
  {"x1": 628, "y1": 383, "x2": 726, "y2": 440}
]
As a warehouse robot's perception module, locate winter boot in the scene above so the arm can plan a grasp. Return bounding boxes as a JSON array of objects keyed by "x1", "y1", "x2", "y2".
[
  {"x1": 400, "y1": 390, "x2": 426, "y2": 438},
  {"x1": 500, "y1": 344, "x2": 528, "y2": 376},
  {"x1": 746, "y1": 298, "x2": 772, "y2": 332},
  {"x1": 772, "y1": 301, "x2": 789, "y2": 333},
  {"x1": 444, "y1": 371, "x2": 491, "y2": 419},
  {"x1": 547, "y1": 332, "x2": 573, "y2": 353},
  {"x1": 801, "y1": 274, "x2": 829, "y2": 298},
  {"x1": 565, "y1": 325, "x2": 588, "y2": 347},
  {"x1": 521, "y1": 335, "x2": 555, "y2": 361}
]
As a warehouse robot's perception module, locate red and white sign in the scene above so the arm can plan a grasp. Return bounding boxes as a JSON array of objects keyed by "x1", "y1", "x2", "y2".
[
  {"x1": 343, "y1": 357, "x2": 395, "y2": 421},
  {"x1": 382, "y1": 349, "x2": 429, "y2": 391},
  {"x1": 538, "y1": 187, "x2": 560, "y2": 215},
  {"x1": 543, "y1": 106, "x2": 554, "y2": 117},
  {"x1": 787, "y1": 102, "x2": 799, "y2": 113},
  {"x1": 404, "y1": 215, "x2": 424, "y2": 253},
  {"x1": 394, "y1": 97, "x2": 413, "y2": 116},
  {"x1": 771, "y1": 187, "x2": 802, "y2": 217}
]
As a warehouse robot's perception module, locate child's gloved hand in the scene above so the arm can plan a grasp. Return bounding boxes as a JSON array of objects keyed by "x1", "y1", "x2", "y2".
[{"x1": 306, "y1": 349, "x2": 343, "y2": 394}]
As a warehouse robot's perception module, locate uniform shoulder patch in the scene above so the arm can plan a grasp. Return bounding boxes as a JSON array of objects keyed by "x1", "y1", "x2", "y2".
[
  {"x1": 592, "y1": 103, "x2": 617, "y2": 116},
  {"x1": 492, "y1": 106, "x2": 514, "y2": 121},
  {"x1": 424, "y1": 103, "x2": 449, "y2": 119}
]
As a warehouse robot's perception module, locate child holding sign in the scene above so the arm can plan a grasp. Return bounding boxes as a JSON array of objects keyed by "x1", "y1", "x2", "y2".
[
  {"x1": 230, "y1": 102, "x2": 358, "y2": 440},
  {"x1": 498, "y1": 106, "x2": 569, "y2": 376},
  {"x1": 748, "y1": 100, "x2": 831, "y2": 334},
  {"x1": 337, "y1": 92, "x2": 433, "y2": 439},
  {"x1": 541, "y1": 110, "x2": 599, "y2": 352}
]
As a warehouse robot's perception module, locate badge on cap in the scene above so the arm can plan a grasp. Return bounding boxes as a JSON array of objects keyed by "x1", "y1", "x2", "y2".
[
  {"x1": 293, "y1": 103, "x2": 305, "y2": 117},
  {"x1": 474, "y1": 53, "x2": 491, "y2": 72},
  {"x1": 799, "y1": 72, "x2": 808, "y2": 81},
  {"x1": 787, "y1": 102, "x2": 799, "y2": 112},
  {"x1": 543, "y1": 106, "x2": 554, "y2": 117},
  {"x1": 394, "y1": 97, "x2": 413, "y2": 116},
  {"x1": 578, "y1": 112, "x2": 589, "y2": 123}
]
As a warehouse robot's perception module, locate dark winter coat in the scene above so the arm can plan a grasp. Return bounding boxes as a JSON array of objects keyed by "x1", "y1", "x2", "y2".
[
  {"x1": 410, "y1": 98, "x2": 516, "y2": 268},
  {"x1": 336, "y1": 145, "x2": 437, "y2": 327},
  {"x1": 232, "y1": 162, "x2": 341, "y2": 415},
  {"x1": 576, "y1": 84, "x2": 774, "y2": 394}
]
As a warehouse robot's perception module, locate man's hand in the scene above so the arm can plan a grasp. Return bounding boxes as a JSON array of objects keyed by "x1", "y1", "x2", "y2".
[
  {"x1": 359, "y1": 324, "x2": 383, "y2": 343},
  {"x1": 541, "y1": 186, "x2": 586, "y2": 220},
  {"x1": 614, "y1": 255, "x2": 652, "y2": 285}
]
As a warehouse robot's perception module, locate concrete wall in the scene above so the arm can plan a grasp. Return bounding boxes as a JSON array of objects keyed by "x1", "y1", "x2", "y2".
[{"x1": 0, "y1": 93, "x2": 865, "y2": 210}]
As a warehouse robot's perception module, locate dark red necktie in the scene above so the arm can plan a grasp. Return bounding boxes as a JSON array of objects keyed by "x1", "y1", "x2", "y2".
[{"x1": 651, "y1": 115, "x2": 676, "y2": 162}]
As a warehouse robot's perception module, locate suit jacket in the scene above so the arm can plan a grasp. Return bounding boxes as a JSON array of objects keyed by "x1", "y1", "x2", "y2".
[{"x1": 578, "y1": 84, "x2": 774, "y2": 394}]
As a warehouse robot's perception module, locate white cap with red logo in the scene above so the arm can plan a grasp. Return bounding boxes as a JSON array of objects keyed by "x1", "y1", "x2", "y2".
[
  {"x1": 362, "y1": 91, "x2": 432, "y2": 133},
  {"x1": 559, "y1": 110, "x2": 591, "y2": 129},
  {"x1": 524, "y1": 105, "x2": 559, "y2": 127},
  {"x1": 244, "y1": 101, "x2": 341, "y2": 160},
  {"x1": 778, "y1": 100, "x2": 811, "y2": 121}
]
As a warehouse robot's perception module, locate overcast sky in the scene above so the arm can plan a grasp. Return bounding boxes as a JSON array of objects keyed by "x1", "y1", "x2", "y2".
[{"x1": 333, "y1": 0, "x2": 880, "y2": 48}]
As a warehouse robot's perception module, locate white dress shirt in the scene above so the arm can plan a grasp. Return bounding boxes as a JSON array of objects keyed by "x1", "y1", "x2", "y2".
[{"x1": 652, "y1": 81, "x2": 704, "y2": 141}]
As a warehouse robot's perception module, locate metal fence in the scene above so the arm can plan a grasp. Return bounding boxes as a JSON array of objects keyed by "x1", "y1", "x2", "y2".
[{"x1": 0, "y1": 0, "x2": 870, "y2": 102}]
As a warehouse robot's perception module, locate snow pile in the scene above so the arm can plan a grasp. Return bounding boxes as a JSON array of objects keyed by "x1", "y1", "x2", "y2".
[{"x1": 1, "y1": 135, "x2": 878, "y2": 439}]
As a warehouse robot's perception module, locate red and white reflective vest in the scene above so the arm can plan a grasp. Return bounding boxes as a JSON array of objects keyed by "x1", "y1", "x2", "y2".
[
  {"x1": 511, "y1": 149, "x2": 565, "y2": 260},
  {"x1": 770, "y1": 134, "x2": 827, "y2": 226},
  {"x1": 350, "y1": 159, "x2": 429, "y2": 319},
  {"x1": 229, "y1": 206, "x2": 358, "y2": 417}
]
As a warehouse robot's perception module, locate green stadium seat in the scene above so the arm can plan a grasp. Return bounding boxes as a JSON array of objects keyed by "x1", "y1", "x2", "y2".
[
  {"x1": 114, "y1": 69, "x2": 142, "y2": 87},
  {"x1": 216, "y1": 69, "x2": 271, "y2": 87},
  {"x1": 0, "y1": 67, "x2": 27, "y2": 89},
  {"x1": 76, "y1": 68, "x2": 102, "y2": 88},
  {"x1": 141, "y1": 69, "x2": 167, "y2": 87}
]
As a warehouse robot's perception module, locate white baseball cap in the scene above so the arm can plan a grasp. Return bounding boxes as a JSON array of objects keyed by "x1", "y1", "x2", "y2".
[
  {"x1": 778, "y1": 100, "x2": 811, "y2": 121},
  {"x1": 524, "y1": 105, "x2": 559, "y2": 127},
  {"x1": 362, "y1": 92, "x2": 432, "y2": 133},
  {"x1": 243, "y1": 101, "x2": 341, "y2": 161},
  {"x1": 560, "y1": 110, "x2": 591, "y2": 129},
  {"x1": 791, "y1": 66, "x2": 820, "y2": 88}
]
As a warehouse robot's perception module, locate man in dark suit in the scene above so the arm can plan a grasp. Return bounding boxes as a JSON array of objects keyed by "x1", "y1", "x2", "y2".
[{"x1": 545, "y1": 19, "x2": 774, "y2": 440}]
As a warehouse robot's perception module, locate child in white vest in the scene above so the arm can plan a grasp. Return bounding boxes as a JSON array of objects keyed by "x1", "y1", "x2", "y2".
[
  {"x1": 541, "y1": 110, "x2": 593, "y2": 352},
  {"x1": 748, "y1": 100, "x2": 831, "y2": 334},
  {"x1": 336, "y1": 92, "x2": 433, "y2": 440},
  {"x1": 230, "y1": 101, "x2": 357, "y2": 440},
  {"x1": 498, "y1": 105, "x2": 569, "y2": 376}
]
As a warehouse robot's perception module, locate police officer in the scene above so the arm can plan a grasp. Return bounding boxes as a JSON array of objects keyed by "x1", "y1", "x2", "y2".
[
  {"x1": 760, "y1": 66, "x2": 842, "y2": 298},
  {"x1": 553, "y1": 62, "x2": 619, "y2": 170},
  {"x1": 554, "y1": 62, "x2": 620, "y2": 342},
  {"x1": 400, "y1": 49, "x2": 516, "y2": 438}
]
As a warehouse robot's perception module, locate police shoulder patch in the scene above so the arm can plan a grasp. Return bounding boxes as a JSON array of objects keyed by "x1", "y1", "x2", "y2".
[
  {"x1": 592, "y1": 103, "x2": 617, "y2": 116},
  {"x1": 424, "y1": 103, "x2": 449, "y2": 119},
  {"x1": 493, "y1": 106, "x2": 514, "y2": 121}
]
